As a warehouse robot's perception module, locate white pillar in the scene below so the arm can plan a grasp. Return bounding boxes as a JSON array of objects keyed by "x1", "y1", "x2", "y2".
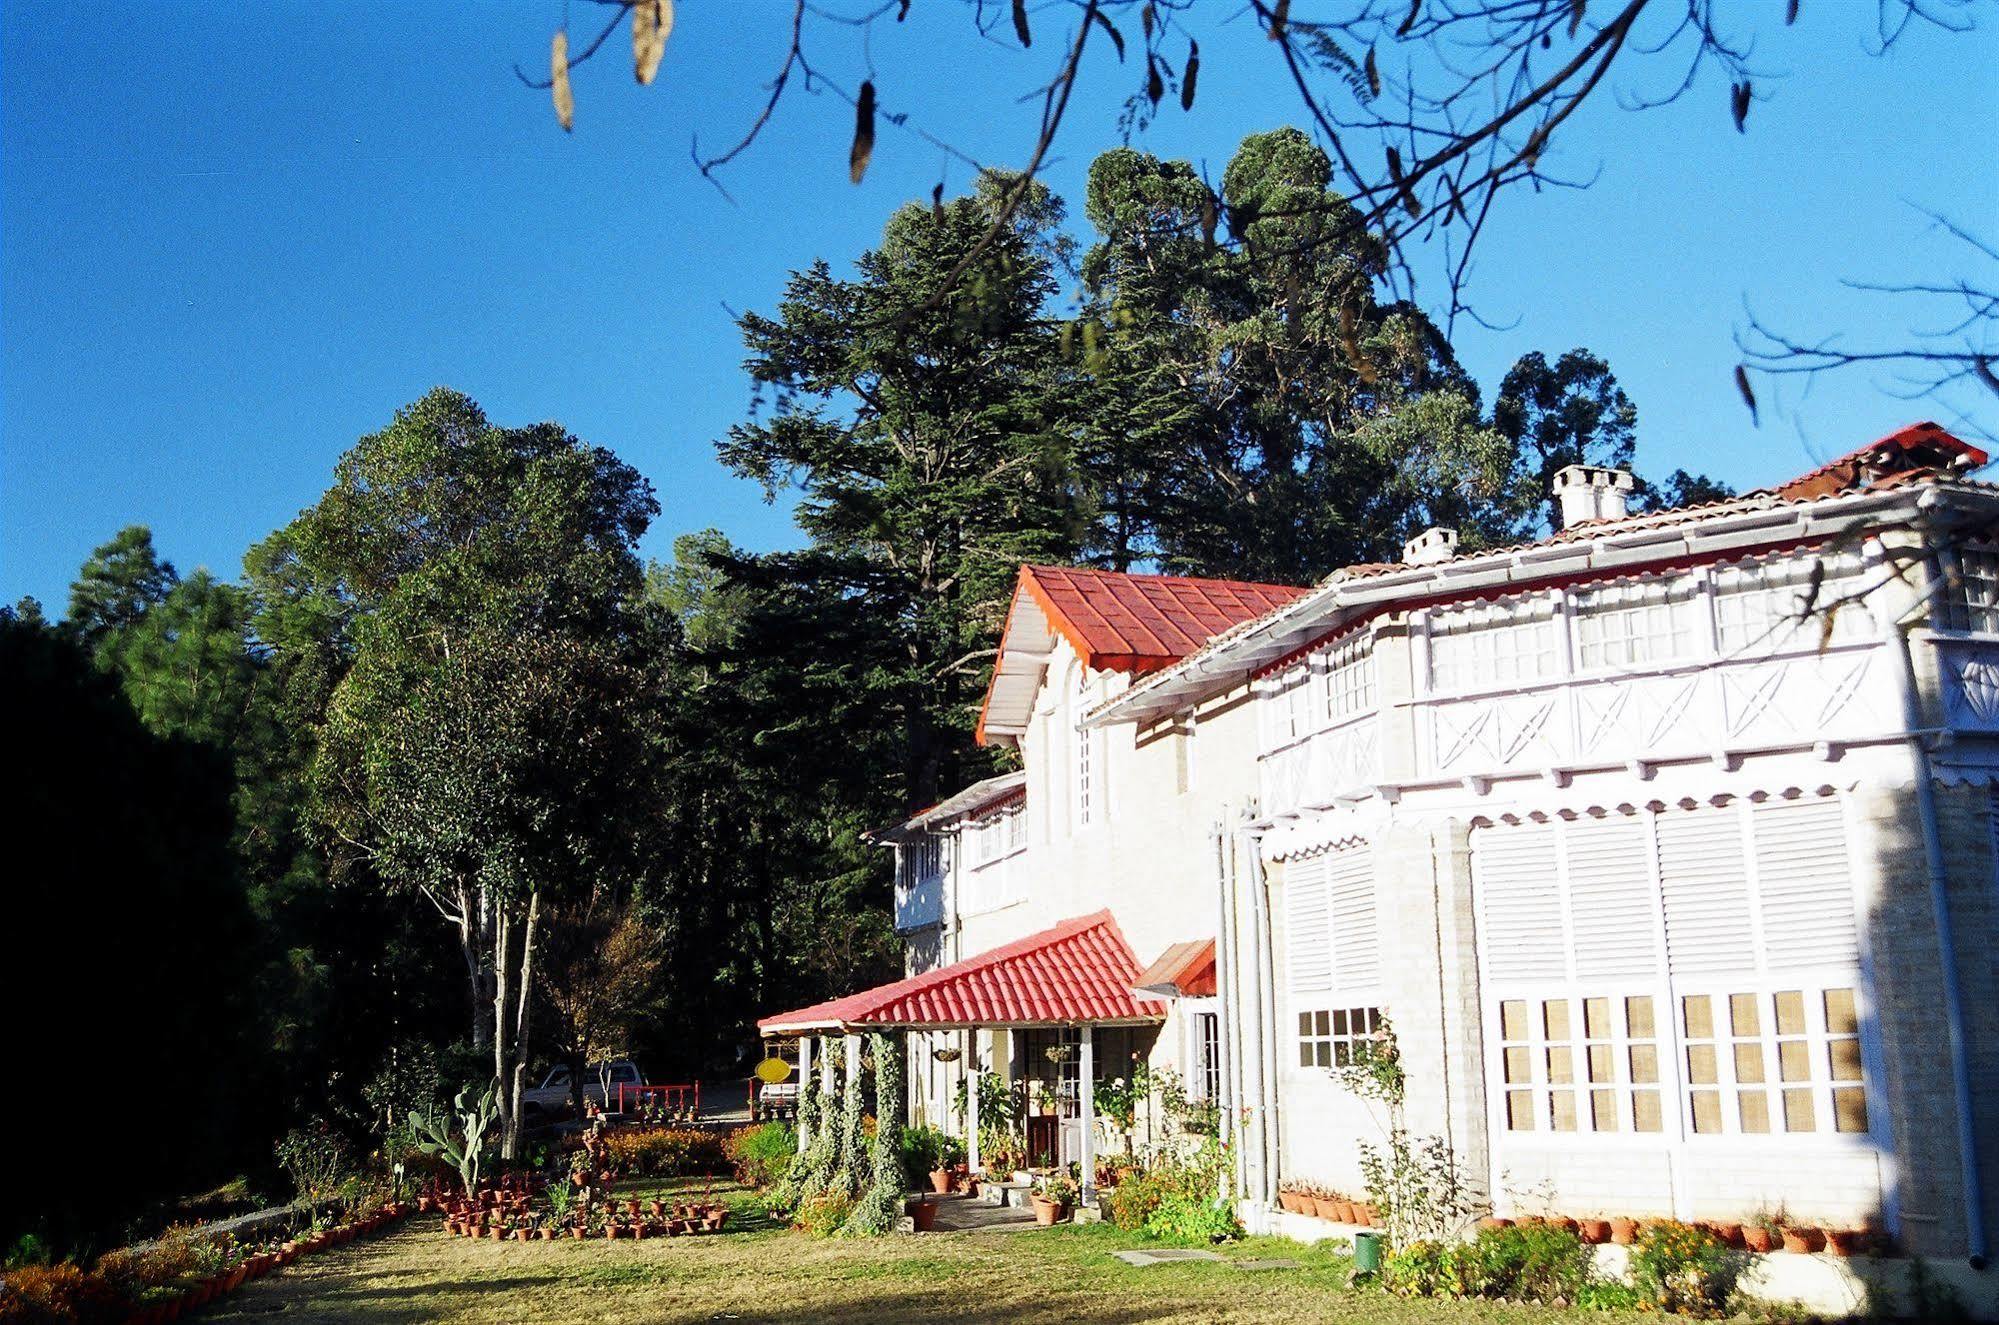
[
  {"x1": 797, "y1": 1036, "x2": 814, "y2": 1153},
  {"x1": 1079, "y1": 1026, "x2": 1097, "y2": 1205},
  {"x1": 965, "y1": 1027, "x2": 981, "y2": 1175},
  {"x1": 821, "y1": 1032, "x2": 836, "y2": 1099},
  {"x1": 844, "y1": 1032, "x2": 862, "y2": 1105}
]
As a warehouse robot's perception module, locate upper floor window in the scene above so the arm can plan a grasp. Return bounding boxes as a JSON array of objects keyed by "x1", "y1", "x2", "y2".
[
  {"x1": 1074, "y1": 669, "x2": 1097, "y2": 828},
  {"x1": 966, "y1": 806, "x2": 1024, "y2": 869},
  {"x1": 1950, "y1": 545, "x2": 1999, "y2": 634},
  {"x1": 1428, "y1": 597, "x2": 1556, "y2": 693},
  {"x1": 1715, "y1": 554, "x2": 1875, "y2": 654},
  {"x1": 897, "y1": 836, "x2": 943, "y2": 889},
  {"x1": 1572, "y1": 579, "x2": 1698, "y2": 671},
  {"x1": 1264, "y1": 668, "x2": 1314, "y2": 748},
  {"x1": 1322, "y1": 632, "x2": 1375, "y2": 723}
]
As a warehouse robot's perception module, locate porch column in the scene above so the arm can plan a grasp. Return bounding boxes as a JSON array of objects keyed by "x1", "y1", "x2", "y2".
[
  {"x1": 797, "y1": 1036, "x2": 814, "y2": 1153},
  {"x1": 1079, "y1": 1026, "x2": 1097, "y2": 1205},
  {"x1": 844, "y1": 1032, "x2": 862, "y2": 1107},
  {"x1": 820, "y1": 1032, "x2": 836, "y2": 1100},
  {"x1": 966, "y1": 1027, "x2": 981, "y2": 1174}
]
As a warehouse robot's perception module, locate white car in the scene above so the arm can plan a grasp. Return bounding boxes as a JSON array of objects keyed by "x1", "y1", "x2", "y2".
[{"x1": 520, "y1": 1060, "x2": 644, "y2": 1124}]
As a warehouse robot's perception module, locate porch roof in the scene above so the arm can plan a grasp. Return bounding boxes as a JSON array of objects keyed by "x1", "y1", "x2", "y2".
[
  {"x1": 756, "y1": 910, "x2": 1168, "y2": 1034},
  {"x1": 1131, "y1": 938, "x2": 1217, "y2": 999}
]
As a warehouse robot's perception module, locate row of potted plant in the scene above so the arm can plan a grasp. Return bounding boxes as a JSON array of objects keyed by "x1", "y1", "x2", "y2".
[
  {"x1": 1029, "y1": 1174, "x2": 1080, "y2": 1227},
  {"x1": 1275, "y1": 1182, "x2": 1379, "y2": 1226},
  {"x1": 1476, "y1": 1212, "x2": 1880, "y2": 1256},
  {"x1": 106, "y1": 1199, "x2": 411, "y2": 1325}
]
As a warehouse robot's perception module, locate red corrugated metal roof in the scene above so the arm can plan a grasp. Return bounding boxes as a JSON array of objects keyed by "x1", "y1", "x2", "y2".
[
  {"x1": 1019, "y1": 565, "x2": 1309, "y2": 673},
  {"x1": 757, "y1": 911, "x2": 1167, "y2": 1032}
]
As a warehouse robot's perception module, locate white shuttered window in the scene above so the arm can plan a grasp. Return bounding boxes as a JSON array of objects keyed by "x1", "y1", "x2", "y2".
[
  {"x1": 1473, "y1": 797, "x2": 1872, "y2": 1145},
  {"x1": 1285, "y1": 844, "x2": 1383, "y2": 1068}
]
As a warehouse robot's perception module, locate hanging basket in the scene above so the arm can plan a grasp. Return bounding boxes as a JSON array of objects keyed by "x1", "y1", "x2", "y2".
[
  {"x1": 1045, "y1": 1044, "x2": 1074, "y2": 1064},
  {"x1": 932, "y1": 1046, "x2": 962, "y2": 1064}
]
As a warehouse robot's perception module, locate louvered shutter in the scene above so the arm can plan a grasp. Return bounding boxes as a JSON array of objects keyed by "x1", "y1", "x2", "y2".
[
  {"x1": 1566, "y1": 816, "x2": 1660, "y2": 981},
  {"x1": 1656, "y1": 805, "x2": 1756, "y2": 977},
  {"x1": 1326, "y1": 846, "x2": 1379, "y2": 992},
  {"x1": 1752, "y1": 799, "x2": 1858, "y2": 971},
  {"x1": 1283, "y1": 854, "x2": 1333, "y2": 994},
  {"x1": 1472, "y1": 822, "x2": 1566, "y2": 984}
]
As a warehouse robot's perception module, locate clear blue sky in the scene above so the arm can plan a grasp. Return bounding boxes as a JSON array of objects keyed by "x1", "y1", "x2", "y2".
[{"x1": 4, "y1": 2, "x2": 1994, "y2": 611}]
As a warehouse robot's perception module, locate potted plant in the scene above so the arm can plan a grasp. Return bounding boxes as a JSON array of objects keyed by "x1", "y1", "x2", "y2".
[
  {"x1": 1744, "y1": 1210, "x2": 1781, "y2": 1254},
  {"x1": 1780, "y1": 1223, "x2": 1822, "y2": 1254},
  {"x1": 1478, "y1": 1215, "x2": 1513, "y2": 1232},
  {"x1": 1277, "y1": 1182, "x2": 1308, "y2": 1215},
  {"x1": 1609, "y1": 1216, "x2": 1640, "y2": 1245},
  {"x1": 1824, "y1": 1227, "x2": 1860, "y2": 1257},
  {"x1": 1577, "y1": 1217, "x2": 1611, "y2": 1244},
  {"x1": 1351, "y1": 1200, "x2": 1377, "y2": 1227},
  {"x1": 1031, "y1": 1174, "x2": 1077, "y2": 1226},
  {"x1": 906, "y1": 1196, "x2": 939, "y2": 1232}
]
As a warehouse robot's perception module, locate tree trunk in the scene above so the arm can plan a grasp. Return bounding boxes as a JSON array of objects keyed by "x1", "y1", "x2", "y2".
[{"x1": 504, "y1": 891, "x2": 539, "y2": 1159}]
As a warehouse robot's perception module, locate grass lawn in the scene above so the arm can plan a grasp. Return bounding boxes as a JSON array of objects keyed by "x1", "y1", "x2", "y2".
[{"x1": 203, "y1": 1179, "x2": 1673, "y2": 1324}]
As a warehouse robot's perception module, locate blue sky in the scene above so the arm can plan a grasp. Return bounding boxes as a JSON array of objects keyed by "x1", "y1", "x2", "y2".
[{"x1": 3, "y1": 2, "x2": 1994, "y2": 611}]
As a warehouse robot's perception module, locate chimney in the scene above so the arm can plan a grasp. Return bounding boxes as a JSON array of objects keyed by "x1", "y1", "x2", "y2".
[
  {"x1": 1403, "y1": 526, "x2": 1459, "y2": 566},
  {"x1": 1551, "y1": 464, "x2": 1635, "y2": 529}
]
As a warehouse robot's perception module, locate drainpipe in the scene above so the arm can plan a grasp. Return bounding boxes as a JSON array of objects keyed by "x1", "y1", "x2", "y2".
[
  {"x1": 1247, "y1": 829, "x2": 1281, "y2": 1209},
  {"x1": 1212, "y1": 823, "x2": 1242, "y2": 1201},
  {"x1": 1885, "y1": 531, "x2": 1987, "y2": 1265}
]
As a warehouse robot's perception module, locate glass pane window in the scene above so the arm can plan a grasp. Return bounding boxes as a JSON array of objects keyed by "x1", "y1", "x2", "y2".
[
  {"x1": 1321, "y1": 631, "x2": 1375, "y2": 723},
  {"x1": 1297, "y1": 1005, "x2": 1382, "y2": 1070},
  {"x1": 1951, "y1": 546, "x2": 1999, "y2": 634},
  {"x1": 1715, "y1": 554, "x2": 1874, "y2": 655},
  {"x1": 1573, "y1": 578, "x2": 1698, "y2": 670},
  {"x1": 1429, "y1": 597, "x2": 1556, "y2": 693},
  {"x1": 1677, "y1": 986, "x2": 1867, "y2": 1137},
  {"x1": 1496, "y1": 993, "x2": 1659, "y2": 1134}
]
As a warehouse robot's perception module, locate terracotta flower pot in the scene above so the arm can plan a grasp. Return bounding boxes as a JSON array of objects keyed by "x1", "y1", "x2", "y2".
[
  {"x1": 488, "y1": 1227, "x2": 505, "y2": 1240},
  {"x1": 1705, "y1": 1221, "x2": 1745, "y2": 1249},
  {"x1": 930, "y1": 1168, "x2": 954, "y2": 1195},
  {"x1": 1781, "y1": 1226, "x2": 1822, "y2": 1254},
  {"x1": 1307, "y1": 1196, "x2": 1337, "y2": 1221},
  {"x1": 1479, "y1": 1216, "x2": 1513, "y2": 1232},
  {"x1": 512, "y1": 1228, "x2": 531, "y2": 1241},
  {"x1": 571, "y1": 1226, "x2": 588, "y2": 1239},
  {"x1": 1824, "y1": 1228, "x2": 1860, "y2": 1257},
  {"x1": 906, "y1": 1198, "x2": 939, "y2": 1231},
  {"x1": 1030, "y1": 1195, "x2": 1065, "y2": 1227},
  {"x1": 1550, "y1": 1216, "x2": 1579, "y2": 1236},
  {"x1": 1610, "y1": 1217, "x2": 1640, "y2": 1245},
  {"x1": 1743, "y1": 1225, "x2": 1778, "y2": 1254},
  {"x1": 537, "y1": 1228, "x2": 554, "y2": 1241},
  {"x1": 1276, "y1": 1191, "x2": 1302, "y2": 1215},
  {"x1": 1353, "y1": 1203, "x2": 1377, "y2": 1227},
  {"x1": 1578, "y1": 1219, "x2": 1611, "y2": 1244}
]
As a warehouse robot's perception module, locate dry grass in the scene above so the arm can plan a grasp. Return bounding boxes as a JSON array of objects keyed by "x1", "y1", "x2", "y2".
[{"x1": 204, "y1": 1180, "x2": 1663, "y2": 1324}]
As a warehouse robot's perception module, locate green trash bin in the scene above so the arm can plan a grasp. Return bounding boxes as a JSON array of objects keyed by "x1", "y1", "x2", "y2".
[{"x1": 1351, "y1": 1230, "x2": 1385, "y2": 1274}]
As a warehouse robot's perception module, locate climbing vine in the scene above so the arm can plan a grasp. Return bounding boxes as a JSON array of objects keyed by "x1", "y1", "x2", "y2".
[{"x1": 844, "y1": 1031, "x2": 906, "y2": 1235}]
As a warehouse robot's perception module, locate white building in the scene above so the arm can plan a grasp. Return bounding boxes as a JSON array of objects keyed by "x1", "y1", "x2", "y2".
[{"x1": 761, "y1": 421, "x2": 1998, "y2": 1264}]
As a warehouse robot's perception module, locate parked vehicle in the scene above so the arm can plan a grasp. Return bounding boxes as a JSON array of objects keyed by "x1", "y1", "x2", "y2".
[{"x1": 520, "y1": 1060, "x2": 643, "y2": 1124}]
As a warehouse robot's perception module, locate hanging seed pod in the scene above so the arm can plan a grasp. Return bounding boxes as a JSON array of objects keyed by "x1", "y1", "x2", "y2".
[
  {"x1": 849, "y1": 81, "x2": 877, "y2": 184},
  {"x1": 1181, "y1": 40, "x2": 1200, "y2": 111},
  {"x1": 551, "y1": 30, "x2": 574, "y2": 131},
  {"x1": 632, "y1": 0, "x2": 672, "y2": 85}
]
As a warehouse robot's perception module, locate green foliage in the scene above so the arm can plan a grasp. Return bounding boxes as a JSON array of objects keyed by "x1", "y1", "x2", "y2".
[
  {"x1": 1628, "y1": 1220, "x2": 1738, "y2": 1317},
  {"x1": 897, "y1": 1125, "x2": 961, "y2": 1187},
  {"x1": 1355, "y1": 1129, "x2": 1475, "y2": 1248},
  {"x1": 412, "y1": 1086, "x2": 499, "y2": 1195},
  {"x1": 597, "y1": 1126, "x2": 729, "y2": 1178},
  {"x1": 274, "y1": 1121, "x2": 355, "y2": 1205},
  {"x1": 1380, "y1": 1224, "x2": 1594, "y2": 1305},
  {"x1": 844, "y1": 1032, "x2": 907, "y2": 1235},
  {"x1": 795, "y1": 1193, "x2": 854, "y2": 1239},
  {"x1": 1141, "y1": 1192, "x2": 1242, "y2": 1244},
  {"x1": 1103, "y1": 1138, "x2": 1237, "y2": 1244},
  {"x1": 725, "y1": 1122, "x2": 799, "y2": 1189},
  {"x1": 65, "y1": 525, "x2": 176, "y2": 644}
]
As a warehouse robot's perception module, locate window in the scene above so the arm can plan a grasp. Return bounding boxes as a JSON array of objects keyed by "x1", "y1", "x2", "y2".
[
  {"x1": 1714, "y1": 554, "x2": 1875, "y2": 654},
  {"x1": 899, "y1": 837, "x2": 943, "y2": 888},
  {"x1": 1572, "y1": 578, "x2": 1698, "y2": 670},
  {"x1": 1074, "y1": 669, "x2": 1097, "y2": 827},
  {"x1": 1950, "y1": 544, "x2": 1999, "y2": 634},
  {"x1": 1475, "y1": 799, "x2": 1872, "y2": 1144},
  {"x1": 1498, "y1": 994, "x2": 1662, "y2": 1134},
  {"x1": 1679, "y1": 987, "x2": 1868, "y2": 1136},
  {"x1": 1298, "y1": 1006, "x2": 1383, "y2": 1069},
  {"x1": 1188, "y1": 1010, "x2": 1222, "y2": 1102},
  {"x1": 1264, "y1": 667, "x2": 1314, "y2": 748},
  {"x1": 966, "y1": 806, "x2": 1024, "y2": 868},
  {"x1": 1428, "y1": 597, "x2": 1557, "y2": 693},
  {"x1": 1322, "y1": 631, "x2": 1375, "y2": 723}
]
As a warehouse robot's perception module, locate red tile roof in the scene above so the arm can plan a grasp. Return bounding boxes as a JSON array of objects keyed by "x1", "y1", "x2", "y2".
[
  {"x1": 1131, "y1": 938, "x2": 1217, "y2": 999},
  {"x1": 757, "y1": 911, "x2": 1167, "y2": 1033},
  {"x1": 1018, "y1": 565, "x2": 1309, "y2": 673},
  {"x1": 1766, "y1": 420, "x2": 1987, "y2": 501}
]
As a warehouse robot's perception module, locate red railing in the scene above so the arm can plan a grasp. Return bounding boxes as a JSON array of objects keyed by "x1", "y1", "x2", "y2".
[{"x1": 616, "y1": 1082, "x2": 700, "y2": 1119}]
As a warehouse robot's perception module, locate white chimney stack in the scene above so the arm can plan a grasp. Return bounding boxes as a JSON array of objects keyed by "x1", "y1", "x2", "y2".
[
  {"x1": 1403, "y1": 526, "x2": 1459, "y2": 566},
  {"x1": 1551, "y1": 464, "x2": 1635, "y2": 529}
]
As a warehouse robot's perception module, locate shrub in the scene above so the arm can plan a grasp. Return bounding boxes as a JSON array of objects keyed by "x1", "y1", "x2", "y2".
[
  {"x1": 795, "y1": 1193, "x2": 854, "y2": 1239},
  {"x1": 0, "y1": 1263, "x2": 123, "y2": 1325},
  {"x1": 1379, "y1": 1224, "x2": 1594, "y2": 1306},
  {"x1": 599, "y1": 1126, "x2": 728, "y2": 1178},
  {"x1": 1629, "y1": 1220, "x2": 1738, "y2": 1317},
  {"x1": 275, "y1": 1120, "x2": 355, "y2": 1204},
  {"x1": 896, "y1": 1125, "x2": 961, "y2": 1187},
  {"x1": 724, "y1": 1122, "x2": 797, "y2": 1189},
  {"x1": 1141, "y1": 1193, "x2": 1242, "y2": 1244},
  {"x1": 1104, "y1": 1166, "x2": 1167, "y2": 1231}
]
